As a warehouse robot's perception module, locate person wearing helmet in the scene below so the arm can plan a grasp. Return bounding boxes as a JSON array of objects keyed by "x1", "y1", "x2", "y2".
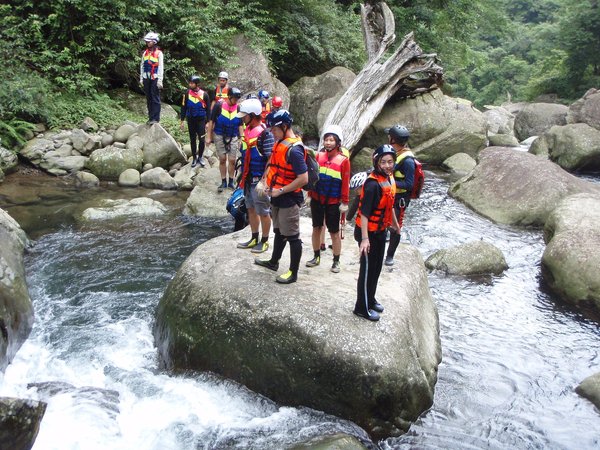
[
  {"x1": 139, "y1": 32, "x2": 164, "y2": 124},
  {"x1": 206, "y1": 87, "x2": 244, "y2": 190},
  {"x1": 258, "y1": 90, "x2": 271, "y2": 124},
  {"x1": 271, "y1": 96, "x2": 283, "y2": 112},
  {"x1": 306, "y1": 125, "x2": 350, "y2": 274},
  {"x1": 254, "y1": 109, "x2": 308, "y2": 284},
  {"x1": 180, "y1": 75, "x2": 211, "y2": 168},
  {"x1": 353, "y1": 145, "x2": 400, "y2": 321},
  {"x1": 384, "y1": 124, "x2": 415, "y2": 266},
  {"x1": 236, "y1": 98, "x2": 275, "y2": 254},
  {"x1": 211, "y1": 71, "x2": 230, "y2": 110}
]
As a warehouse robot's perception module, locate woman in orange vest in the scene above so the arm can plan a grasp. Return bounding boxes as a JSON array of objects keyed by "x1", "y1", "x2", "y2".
[
  {"x1": 139, "y1": 32, "x2": 164, "y2": 124},
  {"x1": 353, "y1": 145, "x2": 399, "y2": 321}
]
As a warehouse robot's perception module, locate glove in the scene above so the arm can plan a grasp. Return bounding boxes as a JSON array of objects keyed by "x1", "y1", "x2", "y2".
[
  {"x1": 255, "y1": 179, "x2": 268, "y2": 198},
  {"x1": 339, "y1": 203, "x2": 349, "y2": 213},
  {"x1": 157, "y1": 81, "x2": 163, "y2": 90}
]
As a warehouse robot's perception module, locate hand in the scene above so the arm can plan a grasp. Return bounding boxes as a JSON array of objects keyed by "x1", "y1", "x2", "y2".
[
  {"x1": 255, "y1": 179, "x2": 268, "y2": 198},
  {"x1": 157, "y1": 81, "x2": 163, "y2": 90},
  {"x1": 359, "y1": 238, "x2": 370, "y2": 255},
  {"x1": 205, "y1": 137, "x2": 212, "y2": 145},
  {"x1": 270, "y1": 187, "x2": 282, "y2": 198},
  {"x1": 339, "y1": 203, "x2": 348, "y2": 213},
  {"x1": 179, "y1": 122, "x2": 185, "y2": 131}
]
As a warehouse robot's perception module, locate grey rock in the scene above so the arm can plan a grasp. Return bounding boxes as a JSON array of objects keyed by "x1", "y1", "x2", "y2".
[
  {"x1": 32, "y1": 123, "x2": 46, "y2": 133},
  {"x1": 113, "y1": 142, "x2": 127, "y2": 149},
  {"x1": 0, "y1": 209, "x2": 33, "y2": 372},
  {"x1": 170, "y1": 163, "x2": 183, "y2": 171},
  {"x1": 184, "y1": 168, "x2": 228, "y2": 216},
  {"x1": 576, "y1": 372, "x2": 600, "y2": 410},
  {"x1": 291, "y1": 433, "x2": 367, "y2": 450},
  {"x1": 442, "y1": 153, "x2": 476, "y2": 175},
  {"x1": 74, "y1": 171, "x2": 100, "y2": 188},
  {"x1": 140, "y1": 167, "x2": 178, "y2": 190},
  {"x1": 172, "y1": 163, "x2": 198, "y2": 191},
  {"x1": 86, "y1": 146, "x2": 143, "y2": 181},
  {"x1": 542, "y1": 193, "x2": 600, "y2": 314},
  {"x1": 20, "y1": 138, "x2": 54, "y2": 165},
  {"x1": 79, "y1": 116, "x2": 98, "y2": 132},
  {"x1": 533, "y1": 123, "x2": 600, "y2": 172},
  {"x1": 350, "y1": 147, "x2": 373, "y2": 173},
  {"x1": 514, "y1": 103, "x2": 568, "y2": 141},
  {"x1": 39, "y1": 155, "x2": 88, "y2": 174},
  {"x1": 154, "y1": 217, "x2": 441, "y2": 439},
  {"x1": 79, "y1": 197, "x2": 167, "y2": 221},
  {"x1": 182, "y1": 144, "x2": 192, "y2": 158},
  {"x1": 289, "y1": 66, "x2": 356, "y2": 137},
  {"x1": 0, "y1": 147, "x2": 18, "y2": 174},
  {"x1": 126, "y1": 135, "x2": 144, "y2": 153},
  {"x1": 567, "y1": 88, "x2": 600, "y2": 131},
  {"x1": 137, "y1": 123, "x2": 187, "y2": 168},
  {"x1": 101, "y1": 134, "x2": 114, "y2": 147},
  {"x1": 483, "y1": 105, "x2": 516, "y2": 135},
  {"x1": 0, "y1": 397, "x2": 46, "y2": 450},
  {"x1": 529, "y1": 136, "x2": 548, "y2": 157},
  {"x1": 521, "y1": 136, "x2": 539, "y2": 147},
  {"x1": 118, "y1": 168, "x2": 141, "y2": 188},
  {"x1": 425, "y1": 240, "x2": 508, "y2": 275},
  {"x1": 113, "y1": 123, "x2": 137, "y2": 143},
  {"x1": 359, "y1": 89, "x2": 487, "y2": 164},
  {"x1": 142, "y1": 163, "x2": 153, "y2": 172},
  {"x1": 168, "y1": 169, "x2": 178, "y2": 177},
  {"x1": 449, "y1": 147, "x2": 600, "y2": 226},
  {"x1": 488, "y1": 133, "x2": 519, "y2": 147},
  {"x1": 70, "y1": 129, "x2": 91, "y2": 152}
]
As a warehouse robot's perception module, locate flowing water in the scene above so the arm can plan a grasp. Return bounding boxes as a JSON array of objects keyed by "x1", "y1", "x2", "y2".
[{"x1": 0, "y1": 168, "x2": 599, "y2": 450}]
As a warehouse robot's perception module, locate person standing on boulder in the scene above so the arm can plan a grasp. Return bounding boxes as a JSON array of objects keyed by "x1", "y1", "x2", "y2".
[
  {"x1": 258, "y1": 90, "x2": 271, "y2": 124},
  {"x1": 139, "y1": 32, "x2": 163, "y2": 124},
  {"x1": 206, "y1": 87, "x2": 243, "y2": 191},
  {"x1": 354, "y1": 145, "x2": 399, "y2": 321},
  {"x1": 306, "y1": 125, "x2": 350, "y2": 273},
  {"x1": 236, "y1": 98, "x2": 274, "y2": 253},
  {"x1": 384, "y1": 125, "x2": 415, "y2": 266},
  {"x1": 255, "y1": 110, "x2": 307, "y2": 284},
  {"x1": 180, "y1": 75, "x2": 211, "y2": 168},
  {"x1": 211, "y1": 71, "x2": 230, "y2": 110}
]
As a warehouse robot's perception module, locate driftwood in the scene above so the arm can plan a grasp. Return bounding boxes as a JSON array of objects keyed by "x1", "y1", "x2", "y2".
[{"x1": 321, "y1": 1, "x2": 443, "y2": 151}]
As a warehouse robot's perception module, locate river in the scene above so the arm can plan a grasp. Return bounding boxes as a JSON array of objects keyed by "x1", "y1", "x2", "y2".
[{"x1": 0, "y1": 168, "x2": 599, "y2": 449}]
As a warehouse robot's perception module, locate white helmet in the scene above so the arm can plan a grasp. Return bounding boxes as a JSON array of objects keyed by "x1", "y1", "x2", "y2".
[
  {"x1": 218, "y1": 71, "x2": 229, "y2": 80},
  {"x1": 236, "y1": 99, "x2": 263, "y2": 118},
  {"x1": 322, "y1": 124, "x2": 344, "y2": 143},
  {"x1": 143, "y1": 32, "x2": 160, "y2": 43}
]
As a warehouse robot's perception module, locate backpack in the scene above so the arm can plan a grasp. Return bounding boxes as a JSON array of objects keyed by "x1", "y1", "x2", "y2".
[
  {"x1": 411, "y1": 158, "x2": 425, "y2": 199},
  {"x1": 285, "y1": 143, "x2": 320, "y2": 192}
]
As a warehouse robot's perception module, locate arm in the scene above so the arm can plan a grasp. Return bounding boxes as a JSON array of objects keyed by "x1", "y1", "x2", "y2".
[
  {"x1": 270, "y1": 146, "x2": 307, "y2": 197},
  {"x1": 359, "y1": 214, "x2": 370, "y2": 255},
  {"x1": 204, "y1": 92, "x2": 211, "y2": 120},
  {"x1": 272, "y1": 172, "x2": 308, "y2": 197},
  {"x1": 358, "y1": 180, "x2": 379, "y2": 254},
  {"x1": 180, "y1": 93, "x2": 187, "y2": 123},
  {"x1": 157, "y1": 51, "x2": 164, "y2": 84},
  {"x1": 396, "y1": 158, "x2": 415, "y2": 192},
  {"x1": 340, "y1": 157, "x2": 351, "y2": 205},
  {"x1": 139, "y1": 54, "x2": 144, "y2": 84}
]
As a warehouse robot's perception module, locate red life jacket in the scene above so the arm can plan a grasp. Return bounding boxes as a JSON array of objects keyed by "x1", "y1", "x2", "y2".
[
  {"x1": 310, "y1": 151, "x2": 347, "y2": 204},
  {"x1": 240, "y1": 123, "x2": 266, "y2": 189},
  {"x1": 266, "y1": 137, "x2": 304, "y2": 192},
  {"x1": 355, "y1": 172, "x2": 396, "y2": 232},
  {"x1": 216, "y1": 85, "x2": 229, "y2": 102},
  {"x1": 261, "y1": 102, "x2": 271, "y2": 124},
  {"x1": 142, "y1": 48, "x2": 160, "y2": 79}
]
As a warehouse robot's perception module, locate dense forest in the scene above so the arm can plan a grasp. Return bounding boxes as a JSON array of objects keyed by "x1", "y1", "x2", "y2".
[{"x1": 2, "y1": 0, "x2": 600, "y2": 147}]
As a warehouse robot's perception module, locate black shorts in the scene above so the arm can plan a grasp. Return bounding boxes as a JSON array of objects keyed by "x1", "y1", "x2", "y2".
[{"x1": 310, "y1": 200, "x2": 341, "y2": 233}]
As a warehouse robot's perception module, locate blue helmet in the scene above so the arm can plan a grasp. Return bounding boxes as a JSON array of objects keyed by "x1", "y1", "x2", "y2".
[
  {"x1": 269, "y1": 109, "x2": 293, "y2": 128},
  {"x1": 226, "y1": 188, "x2": 247, "y2": 221},
  {"x1": 258, "y1": 90, "x2": 270, "y2": 100},
  {"x1": 372, "y1": 144, "x2": 395, "y2": 163}
]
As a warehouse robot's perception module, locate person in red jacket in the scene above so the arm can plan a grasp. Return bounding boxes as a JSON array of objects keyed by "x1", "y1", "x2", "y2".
[{"x1": 306, "y1": 125, "x2": 350, "y2": 273}]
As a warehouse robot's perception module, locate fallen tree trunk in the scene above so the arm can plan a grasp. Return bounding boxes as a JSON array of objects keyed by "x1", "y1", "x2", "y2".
[{"x1": 321, "y1": 1, "x2": 443, "y2": 152}]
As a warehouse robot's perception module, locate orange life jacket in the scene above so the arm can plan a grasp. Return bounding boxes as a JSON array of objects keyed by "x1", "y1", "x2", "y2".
[
  {"x1": 142, "y1": 48, "x2": 160, "y2": 79},
  {"x1": 266, "y1": 137, "x2": 304, "y2": 193},
  {"x1": 261, "y1": 102, "x2": 271, "y2": 123},
  {"x1": 310, "y1": 151, "x2": 347, "y2": 204},
  {"x1": 355, "y1": 172, "x2": 396, "y2": 232},
  {"x1": 216, "y1": 85, "x2": 229, "y2": 102}
]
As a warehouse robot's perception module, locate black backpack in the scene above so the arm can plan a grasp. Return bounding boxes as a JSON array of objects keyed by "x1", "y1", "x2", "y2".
[{"x1": 285, "y1": 142, "x2": 320, "y2": 192}]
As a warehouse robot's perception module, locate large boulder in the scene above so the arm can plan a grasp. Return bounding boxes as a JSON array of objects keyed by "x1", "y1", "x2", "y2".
[
  {"x1": 0, "y1": 209, "x2": 33, "y2": 372},
  {"x1": 39, "y1": 154, "x2": 88, "y2": 176},
  {"x1": 154, "y1": 218, "x2": 441, "y2": 439},
  {"x1": 86, "y1": 146, "x2": 143, "y2": 181},
  {"x1": 118, "y1": 168, "x2": 141, "y2": 187},
  {"x1": 136, "y1": 123, "x2": 187, "y2": 169},
  {"x1": 529, "y1": 123, "x2": 600, "y2": 172},
  {"x1": 226, "y1": 35, "x2": 290, "y2": 107},
  {"x1": 183, "y1": 168, "x2": 229, "y2": 217},
  {"x1": 441, "y1": 153, "x2": 476, "y2": 175},
  {"x1": 483, "y1": 106, "x2": 519, "y2": 147},
  {"x1": 576, "y1": 372, "x2": 600, "y2": 410},
  {"x1": 140, "y1": 167, "x2": 178, "y2": 190},
  {"x1": 79, "y1": 197, "x2": 167, "y2": 222},
  {"x1": 513, "y1": 102, "x2": 568, "y2": 141},
  {"x1": 0, "y1": 397, "x2": 46, "y2": 450},
  {"x1": 21, "y1": 137, "x2": 90, "y2": 175},
  {"x1": 567, "y1": 88, "x2": 600, "y2": 131},
  {"x1": 359, "y1": 89, "x2": 487, "y2": 164},
  {"x1": 172, "y1": 163, "x2": 198, "y2": 191},
  {"x1": 542, "y1": 193, "x2": 600, "y2": 314},
  {"x1": 20, "y1": 138, "x2": 54, "y2": 166},
  {"x1": 289, "y1": 67, "x2": 356, "y2": 138},
  {"x1": 425, "y1": 240, "x2": 508, "y2": 276},
  {"x1": 449, "y1": 147, "x2": 600, "y2": 226},
  {"x1": 0, "y1": 146, "x2": 18, "y2": 174},
  {"x1": 113, "y1": 123, "x2": 137, "y2": 143}
]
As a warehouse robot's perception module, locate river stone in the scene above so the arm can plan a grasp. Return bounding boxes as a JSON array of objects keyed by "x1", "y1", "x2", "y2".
[
  {"x1": 425, "y1": 240, "x2": 508, "y2": 275},
  {"x1": 0, "y1": 397, "x2": 46, "y2": 450},
  {"x1": 488, "y1": 133, "x2": 519, "y2": 147},
  {"x1": 529, "y1": 136, "x2": 548, "y2": 158},
  {"x1": 576, "y1": 372, "x2": 600, "y2": 410},
  {"x1": 79, "y1": 116, "x2": 98, "y2": 132},
  {"x1": 100, "y1": 134, "x2": 113, "y2": 147},
  {"x1": 483, "y1": 105, "x2": 515, "y2": 135},
  {"x1": 142, "y1": 163, "x2": 153, "y2": 172},
  {"x1": 113, "y1": 123, "x2": 137, "y2": 143},
  {"x1": 182, "y1": 144, "x2": 192, "y2": 158},
  {"x1": 513, "y1": 103, "x2": 568, "y2": 141},
  {"x1": 140, "y1": 167, "x2": 178, "y2": 190},
  {"x1": 567, "y1": 88, "x2": 600, "y2": 131},
  {"x1": 74, "y1": 171, "x2": 100, "y2": 188},
  {"x1": 184, "y1": 168, "x2": 228, "y2": 217},
  {"x1": 289, "y1": 66, "x2": 356, "y2": 138},
  {"x1": 291, "y1": 433, "x2": 367, "y2": 450},
  {"x1": 538, "y1": 123, "x2": 600, "y2": 172},
  {"x1": 0, "y1": 146, "x2": 18, "y2": 174},
  {"x1": 173, "y1": 163, "x2": 198, "y2": 191},
  {"x1": 442, "y1": 153, "x2": 476, "y2": 175},
  {"x1": 359, "y1": 89, "x2": 487, "y2": 164},
  {"x1": 118, "y1": 168, "x2": 141, "y2": 187},
  {"x1": 542, "y1": 193, "x2": 600, "y2": 314},
  {"x1": 0, "y1": 209, "x2": 33, "y2": 372},
  {"x1": 20, "y1": 138, "x2": 54, "y2": 165},
  {"x1": 126, "y1": 134, "x2": 144, "y2": 153},
  {"x1": 136, "y1": 123, "x2": 187, "y2": 168},
  {"x1": 86, "y1": 146, "x2": 143, "y2": 181},
  {"x1": 39, "y1": 155, "x2": 88, "y2": 174},
  {"x1": 154, "y1": 217, "x2": 441, "y2": 439},
  {"x1": 80, "y1": 197, "x2": 167, "y2": 221},
  {"x1": 449, "y1": 147, "x2": 600, "y2": 226},
  {"x1": 70, "y1": 128, "x2": 91, "y2": 152}
]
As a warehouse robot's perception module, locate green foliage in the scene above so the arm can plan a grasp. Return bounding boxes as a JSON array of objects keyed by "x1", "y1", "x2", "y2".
[{"x1": 0, "y1": 120, "x2": 35, "y2": 149}]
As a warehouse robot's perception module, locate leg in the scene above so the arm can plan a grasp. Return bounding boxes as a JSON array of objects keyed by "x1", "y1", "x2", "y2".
[
  {"x1": 196, "y1": 118, "x2": 206, "y2": 160},
  {"x1": 385, "y1": 203, "x2": 403, "y2": 263},
  {"x1": 237, "y1": 190, "x2": 259, "y2": 249},
  {"x1": 367, "y1": 231, "x2": 387, "y2": 308},
  {"x1": 227, "y1": 154, "x2": 236, "y2": 182},
  {"x1": 307, "y1": 199, "x2": 324, "y2": 267},
  {"x1": 143, "y1": 79, "x2": 152, "y2": 122},
  {"x1": 219, "y1": 154, "x2": 227, "y2": 179},
  {"x1": 188, "y1": 118, "x2": 198, "y2": 162},
  {"x1": 150, "y1": 79, "x2": 161, "y2": 122},
  {"x1": 325, "y1": 204, "x2": 342, "y2": 272},
  {"x1": 276, "y1": 205, "x2": 301, "y2": 284}
]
